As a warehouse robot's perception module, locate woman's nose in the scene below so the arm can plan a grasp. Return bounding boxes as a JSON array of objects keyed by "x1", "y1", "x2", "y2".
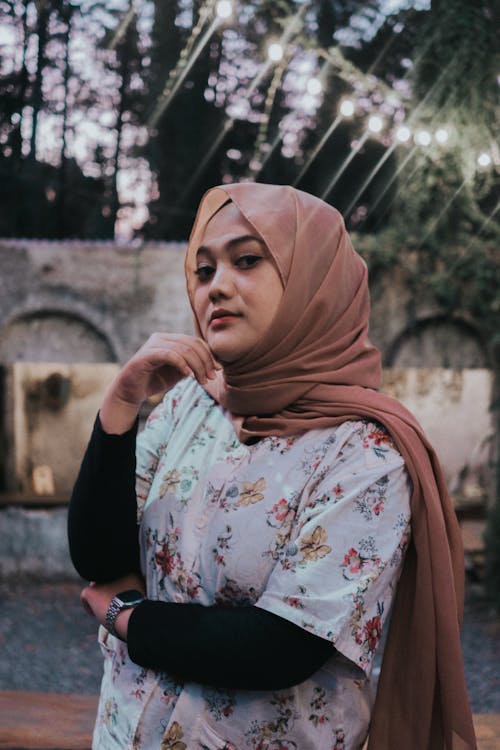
[{"x1": 208, "y1": 264, "x2": 235, "y2": 301}]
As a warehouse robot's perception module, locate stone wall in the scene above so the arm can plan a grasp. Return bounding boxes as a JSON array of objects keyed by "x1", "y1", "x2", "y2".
[
  {"x1": 0, "y1": 240, "x2": 193, "y2": 365},
  {"x1": 0, "y1": 239, "x2": 490, "y2": 369}
]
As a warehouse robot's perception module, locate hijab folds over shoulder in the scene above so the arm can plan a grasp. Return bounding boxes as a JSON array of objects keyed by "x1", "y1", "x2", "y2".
[{"x1": 185, "y1": 182, "x2": 476, "y2": 750}]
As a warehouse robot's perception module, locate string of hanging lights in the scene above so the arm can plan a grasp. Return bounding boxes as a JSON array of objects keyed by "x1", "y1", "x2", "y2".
[{"x1": 127, "y1": 0, "x2": 495, "y2": 223}]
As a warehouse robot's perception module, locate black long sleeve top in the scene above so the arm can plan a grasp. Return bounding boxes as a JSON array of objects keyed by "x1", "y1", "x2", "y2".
[{"x1": 68, "y1": 415, "x2": 333, "y2": 689}]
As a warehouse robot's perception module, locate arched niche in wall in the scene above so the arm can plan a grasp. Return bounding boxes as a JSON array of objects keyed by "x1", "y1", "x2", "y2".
[
  {"x1": 387, "y1": 316, "x2": 488, "y2": 369},
  {"x1": 384, "y1": 316, "x2": 493, "y2": 509},
  {"x1": 0, "y1": 310, "x2": 116, "y2": 363}
]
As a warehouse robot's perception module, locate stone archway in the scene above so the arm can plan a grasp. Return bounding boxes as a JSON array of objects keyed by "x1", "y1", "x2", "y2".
[
  {"x1": 387, "y1": 317, "x2": 487, "y2": 368},
  {"x1": 0, "y1": 310, "x2": 116, "y2": 363},
  {"x1": 383, "y1": 316, "x2": 493, "y2": 509}
]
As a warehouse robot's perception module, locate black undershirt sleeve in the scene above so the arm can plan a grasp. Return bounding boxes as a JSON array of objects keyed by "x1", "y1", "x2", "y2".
[
  {"x1": 67, "y1": 415, "x2": 141, "y2": 582},
  {"x1": 68, "y1": 413, "x2": 334, "y2": 688},
  {"x1": 128, "y1": 600, "x2": 333, "y2": 690}
]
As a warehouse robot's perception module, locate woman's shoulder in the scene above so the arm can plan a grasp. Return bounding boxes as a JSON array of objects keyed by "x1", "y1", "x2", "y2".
[{"x1": 300, "y1": 418, "x2": 406, "y2": 473}]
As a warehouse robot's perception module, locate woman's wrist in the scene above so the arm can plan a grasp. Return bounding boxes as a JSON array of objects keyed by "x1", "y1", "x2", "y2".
[
  {"x1": 99, "y1": 389, "x2": 141, "y2": 435},
  {"x1": 113, "y1": 607, "x2": 135, "y2": 641}
]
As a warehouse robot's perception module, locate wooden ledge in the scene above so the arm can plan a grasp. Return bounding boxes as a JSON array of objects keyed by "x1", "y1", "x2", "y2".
[
  {"x1": 0, "y1": 494, "x2": 69, "y2": 508},
  {"x1": 0, "y1": 691, "x2": 498, "y2": 749},
  {"x1": 0, "y1": 691, "x2": 98, "y2": 749}
]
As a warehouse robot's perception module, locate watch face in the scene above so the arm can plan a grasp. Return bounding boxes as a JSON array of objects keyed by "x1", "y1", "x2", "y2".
[{"x1": 117, "y1": 589, "x2": 145, "y2": 606}]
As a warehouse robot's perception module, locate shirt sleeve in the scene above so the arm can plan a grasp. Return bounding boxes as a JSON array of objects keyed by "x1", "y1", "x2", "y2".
[
  {"x1": 255, "y1": 421, "x2": 412, "y2": 674},
  {"x1": 135, "y1": 380, "x2": 185, "y2": 524}
]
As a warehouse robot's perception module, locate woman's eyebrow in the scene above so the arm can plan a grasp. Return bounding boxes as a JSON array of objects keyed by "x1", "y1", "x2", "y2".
[{"x1": 196, "y1": 235, "x2": 264, "y2": 257}]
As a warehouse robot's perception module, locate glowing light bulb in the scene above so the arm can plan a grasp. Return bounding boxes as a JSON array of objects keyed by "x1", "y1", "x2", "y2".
[
  {"x1": 267, "y1": 43, "x2": 284, "y2": 62},
  {"x1": 415, "y1": 130, "x2": 431, "y2": 146},
  {"x1": 477, "y1": 152, "x2": 491, "y2": 168},
  {"x1": 368, "y1": 115, "x2": 383, "y2": 133},
  {"x1": 339, "y1": 99, "x2": 355, "y2": 117},
  {"x1": 435, "y1": 128, "x2": 449, "y2": 144},
  {"x1": 395, "y1": 125, "x2": 411, "y2": 143},
  {"x1": 306, "y1": 77, "x2": 322, "y2": 96},
  {"x1": 216, "y1": 0, "x2": 232, "y2": 19}
]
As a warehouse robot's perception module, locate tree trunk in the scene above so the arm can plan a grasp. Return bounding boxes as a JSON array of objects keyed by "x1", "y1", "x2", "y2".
[
  {"x1": 57, "y1": 1, "x2": 72, "y2": 236},
  {"x1": 29, "y1": 0, "x2": 50, "y2": 161}
]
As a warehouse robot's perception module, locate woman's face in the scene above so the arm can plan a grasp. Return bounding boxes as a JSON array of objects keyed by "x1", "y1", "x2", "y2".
[{"x1": 191, "y1": 202, "x2": 284, "y2": 364}]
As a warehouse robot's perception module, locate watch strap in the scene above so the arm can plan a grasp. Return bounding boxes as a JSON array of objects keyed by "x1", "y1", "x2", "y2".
[{"x1": 105, "y1": 589, "x2": 145, "y2": 639}]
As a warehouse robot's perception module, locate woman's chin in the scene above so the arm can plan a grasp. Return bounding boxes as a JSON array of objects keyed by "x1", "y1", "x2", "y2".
[{"x1": 207, "y1": 338, "x2": 247, "y2": 365}]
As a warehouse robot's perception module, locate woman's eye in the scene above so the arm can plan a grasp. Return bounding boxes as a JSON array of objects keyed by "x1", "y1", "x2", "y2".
[
  {"x1": 236, "y1": 254, "x2": 262, "y2": 269},
  {"x1": 194, "y1": 265, "x2": 214, "y2": 282}
]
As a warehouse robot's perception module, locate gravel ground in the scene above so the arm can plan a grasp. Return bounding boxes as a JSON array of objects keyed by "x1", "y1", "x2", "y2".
[{"x1": 0, "y1": 581, "x2": 499, "y2": 712}]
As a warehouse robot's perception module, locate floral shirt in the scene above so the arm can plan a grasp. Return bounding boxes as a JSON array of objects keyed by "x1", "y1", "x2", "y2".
[{"x1": 93, "y1": 378, "x2": 411, "y2": 750}]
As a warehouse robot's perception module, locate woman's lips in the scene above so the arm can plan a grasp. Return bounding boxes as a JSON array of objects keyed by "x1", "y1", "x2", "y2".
[{"x1": 209, "y1": 314, "x2": 240, "y2": 328}]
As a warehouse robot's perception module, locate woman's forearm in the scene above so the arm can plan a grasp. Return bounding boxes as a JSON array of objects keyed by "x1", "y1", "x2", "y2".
[{"x1": 127, "y1": 601, "x2": 333, "y2": 690}]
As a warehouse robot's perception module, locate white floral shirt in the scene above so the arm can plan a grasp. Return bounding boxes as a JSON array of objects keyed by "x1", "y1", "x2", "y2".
[{"x1": 93, "y1": 378, "x2": 411, "y2": 750}]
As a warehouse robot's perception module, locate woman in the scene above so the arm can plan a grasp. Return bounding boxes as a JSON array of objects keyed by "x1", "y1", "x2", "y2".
[{"x1": 69, "y1": 183, "x2": 476, "y2": 749}]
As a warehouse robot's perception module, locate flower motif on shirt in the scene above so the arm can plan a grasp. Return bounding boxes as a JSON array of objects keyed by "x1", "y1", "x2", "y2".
[
  {"x1": 299, "y1": 525, "x2": 332, "y2": 564},
  {"x1": 110, "y1": 641, "x2": 127, "y2": 680},
  {"x1": 160, "y1": 680, "x2": 183, "y2": 707},
  {"x1": 268, "y1": 435, "x2": 297, "y2": 454},
  {"x1": 147, "y1": 521, "x2": 201, "y2": 599},
  {"x1": 301, "y1": 479, "x2": 345, "y2": 522},
  {"x1": 214, "y1": 482, "x2": 238, "y2": 512},
  {"x1": 203, "y1": 687, "x2": 236, "y2": 720},
  {"x1": 353, "y1": 601, "x2": 385, "y2": 663},
  {"x1": 341, "y1": 537, "x2": 382, "y2": 581},
  {"x1": 103, "y1": 697, "x2": 118, "y2": 729},
  {"x1": 271, "y1": 498, "x2": 291, "y2": 522},
  {"x1": 299, "y1": 434, "x2": 337, "y2": 476},
  {"x1": 214, "y1": 577, "x2": 258, "y2": 607},
  {"x1": 212, "y1": 525, "x2": 233, "y2": 566},
  {"x1": 153, "y1": 530, "x2": 179, "y2": 576},
  {"x1": 245, "y1": 692, "x2": 298, "y2": 748},
  {"x1": 362, "y1": 423, "x2": 394, "y2": 460},
  {"x1": 285, "y1": 595, "x2": 304, "y2": 609},
  {"x1": 390, "y1": 514, "x2": 411, "y2": 567},
  {"x1": 308, "y1": 686, "x2": 330, "y2": 728},
  {"x1": 235, "y1": 477, "x2": 266, "y2": 507},
  {"x1": 332, "y1": 729, "x2": 346, "y2": 749},
  {"x1": 160, "y1": 720, "x2": 187, "y2": 750},
  {"x1": 160, "y1": 469, "x2": 181, "y2": 496},
  {"x1": 354, "y1": 476, "x2": 388, "y2": 520},
  {"x1": 190, "y1": 424, "x2": 216, "y2": 451}
]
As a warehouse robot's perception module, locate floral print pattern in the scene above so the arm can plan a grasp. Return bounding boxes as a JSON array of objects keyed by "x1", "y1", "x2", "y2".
[
  {"x1": 160, "y1": 721, "x2": 186, "y2": 750},
  {"x1": 93, "y1": 378, "x2": 411, "y2": 750}
]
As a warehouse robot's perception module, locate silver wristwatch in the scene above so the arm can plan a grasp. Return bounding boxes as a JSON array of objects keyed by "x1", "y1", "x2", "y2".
[{"x1": 105, "y1": 589, "x2": 145, "y2": 639}]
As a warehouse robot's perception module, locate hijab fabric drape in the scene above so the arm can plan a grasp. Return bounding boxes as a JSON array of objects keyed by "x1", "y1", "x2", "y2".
[{"x1": 185, "y1": 182, "x2": 476, "y2": 750}]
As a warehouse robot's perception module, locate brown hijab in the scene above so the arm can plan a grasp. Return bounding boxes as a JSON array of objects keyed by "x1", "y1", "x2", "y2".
[{"x1": 185, "y1": 183, "x2": 476, "y2": 750}]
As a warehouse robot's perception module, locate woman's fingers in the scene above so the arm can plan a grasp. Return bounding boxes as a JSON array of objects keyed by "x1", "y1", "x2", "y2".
[
  {"x1": 144, "y1": 334, "x2": 220, "y2": 385},
  {"x1": 106, "y1": 333, "x2": 222, "y2": 420}
]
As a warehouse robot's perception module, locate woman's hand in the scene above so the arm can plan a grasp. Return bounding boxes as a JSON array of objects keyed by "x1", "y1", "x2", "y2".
[
  {"x1": 100, "y1": 333, "x2": 221, "y2": 433},
  {"x1": 80, "y1": 572, "x2": 146, "y2": 641}
]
